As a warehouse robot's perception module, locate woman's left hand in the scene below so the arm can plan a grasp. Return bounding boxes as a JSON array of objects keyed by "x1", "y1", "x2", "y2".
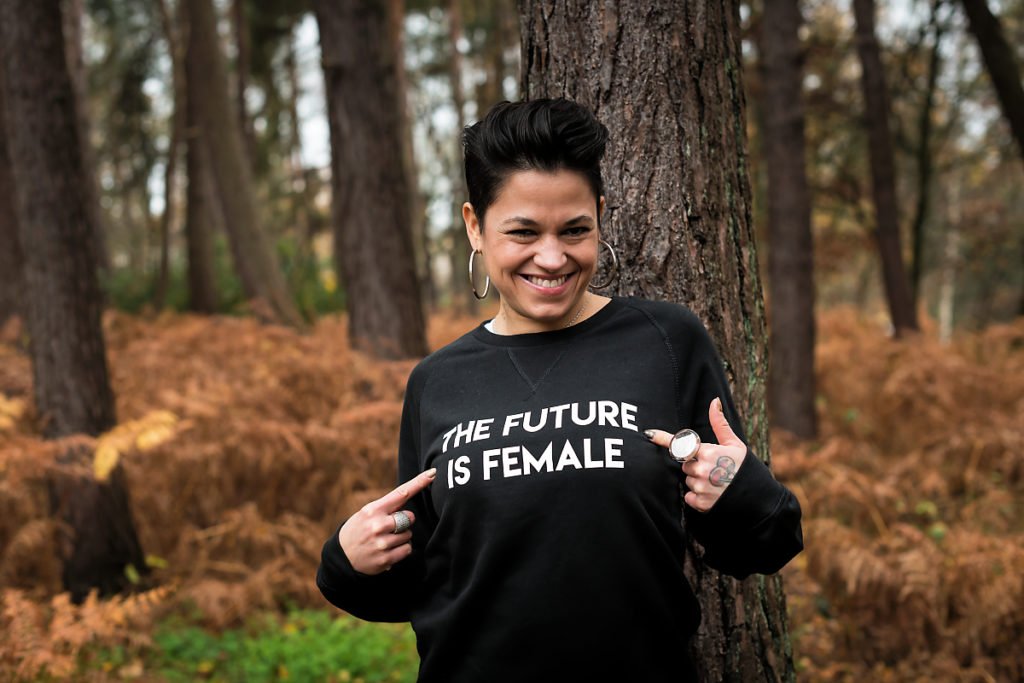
[{"x1": 644, "y1": 397, "x2": 748, "y2": 512}]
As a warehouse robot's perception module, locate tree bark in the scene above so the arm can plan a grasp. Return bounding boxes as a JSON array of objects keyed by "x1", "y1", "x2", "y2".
[
  {"x1": 960, "y1": 0, "x2": 1024, "y2": 164},
  {"x1": 0, "y1": 0, "x2": 147, "y2": 601},
  {"x1": 154, "y1": 0, "x2": 186, "y2": 311},
  {"x1": 758, "y1": 0, "x2": 817, "y2": 440},
  {"x1": 448, "y1": 0, "x2": 477, "y2": 316},
  {"x1": 910, "y1": 0, "x2": 944, "y2": 310},
  {"x1": 61, "y1": 0, "x2": 111, "y2": 273},
  {"x1": 519, "y1": 1, "x2": 795, "y2": 680},
  {"x1": 852, "y1": 0, "x2": 919, "y2": 335},
  {"x1": 183, "y1": 0, "x2": 303, "y2": 327},
  {"x1": 181, "y1": 2, "x2": 221, "y2": 314},
  {"x1": 231, "y1": 0, "x2": 256, "y2": 167},
  {"x1": 0, "y1": 69, "x2": 25, "y2": 325},
  {"x1": 314, "y1": 0, "x2": 428, "y2": 359}
]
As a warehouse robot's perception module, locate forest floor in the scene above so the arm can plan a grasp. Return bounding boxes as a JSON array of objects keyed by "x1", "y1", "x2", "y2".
[{"x1": 0, "y1": 305, "x2": 1021, "y2": 682}]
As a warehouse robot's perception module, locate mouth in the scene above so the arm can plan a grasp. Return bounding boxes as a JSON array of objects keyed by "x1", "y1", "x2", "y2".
[
  {"x1": 518, "y1": 271, "x2": 577, "y2": 294},
  {"x1": 520, "y1": 272, "x2": 577, "y2": 288}
]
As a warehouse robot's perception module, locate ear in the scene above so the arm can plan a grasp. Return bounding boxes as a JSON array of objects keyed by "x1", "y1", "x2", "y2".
[
  {"x1": 463, "y1": 202, "x2": 481, "y2": 251},
  {"x1": 598, "y1": 196, "x2": 606, "y2": 229}
]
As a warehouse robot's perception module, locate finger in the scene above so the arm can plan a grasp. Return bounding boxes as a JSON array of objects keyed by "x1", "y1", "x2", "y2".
[
  {"x1": 381, "y1": 542, "x2": 414, "y2": 570},
  {"x1": 708, "y1": 397, "x2": 744, "y2": 448},
  {"x1": 373, "y1": 530, "x2": 412, "y2": 552},
  {"x1": 641, "y1": 428, "x2": 674, "y2": 449},
  {"x1": 371, "y1": 509, "x2": 417, "y2": 536},
  {"x1": 683, "y1": 490, "x2": 708, "y2": 511},
  {"x1": 373, "y1": 468, "x2": 437, "y2": 513},
  {"x1": 685, "y1": 475, "x2": 705, "y2": 494}
]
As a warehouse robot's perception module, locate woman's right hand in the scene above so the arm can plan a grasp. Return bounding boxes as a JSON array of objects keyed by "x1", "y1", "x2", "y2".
[{"x1": 338, "y1": 468, "x2": 437, "y2": 575}]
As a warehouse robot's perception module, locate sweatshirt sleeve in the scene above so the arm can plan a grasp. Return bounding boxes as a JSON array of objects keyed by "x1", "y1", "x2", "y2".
[
  {"x1": 670, "y1": 307, "x2": 803, "y2": 579},
  {"x1": 315, "y1": 361, "x2": 435, "y2": 622}
]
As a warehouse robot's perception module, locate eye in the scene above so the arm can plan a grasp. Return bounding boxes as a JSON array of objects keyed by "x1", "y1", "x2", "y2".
[
  {"x1": 562, "y1": 226, "x2": 592, "y2": 237},
  {"x1": 506, "y1": 229, "x2": 536, "y2": 238}
]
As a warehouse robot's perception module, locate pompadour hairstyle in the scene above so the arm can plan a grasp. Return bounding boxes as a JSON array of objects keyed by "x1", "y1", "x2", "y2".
[{"x1": 462, "y1": 98, "x2": 609, "y2": 225}]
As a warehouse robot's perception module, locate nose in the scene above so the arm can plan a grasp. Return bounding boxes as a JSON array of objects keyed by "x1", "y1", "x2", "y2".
[{"x1": 532, "y1": 235, "x2": 567, "y2": 271}]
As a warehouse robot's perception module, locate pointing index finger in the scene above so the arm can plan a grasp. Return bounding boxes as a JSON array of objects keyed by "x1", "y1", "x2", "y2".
[{"x1": 376, "y1": 468, "x2": 437, "y2": 513}]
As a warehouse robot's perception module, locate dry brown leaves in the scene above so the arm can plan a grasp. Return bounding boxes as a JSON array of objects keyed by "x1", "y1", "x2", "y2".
[{"x1": 777, "y1": 307, "x2": 1024, "y2": 682}]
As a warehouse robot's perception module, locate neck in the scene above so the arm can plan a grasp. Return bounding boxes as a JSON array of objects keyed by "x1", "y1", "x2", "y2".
[{"x1": 493, "y1": 292, "x2": 611, "y2": 335}]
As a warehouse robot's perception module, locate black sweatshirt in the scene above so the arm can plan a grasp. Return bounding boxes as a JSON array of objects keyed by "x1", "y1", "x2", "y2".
[{"x1": 317, "y1": 296, "x2": 803, "y2": 682}]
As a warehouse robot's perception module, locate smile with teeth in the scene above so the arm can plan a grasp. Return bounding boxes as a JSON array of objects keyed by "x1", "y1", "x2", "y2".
[{"x1": 521, "y1": 273, "x2": 572, "y2": 288}]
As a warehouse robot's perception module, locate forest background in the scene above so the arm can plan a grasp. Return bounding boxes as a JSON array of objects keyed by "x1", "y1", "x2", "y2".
[{"x1": 1, "y1": 0, "x2": 1023, "y2": 680}]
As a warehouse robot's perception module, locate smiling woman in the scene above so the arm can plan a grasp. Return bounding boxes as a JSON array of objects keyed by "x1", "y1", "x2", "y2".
[{"x1": 316, "y1": 98, "x2": 803, "y2": 683}]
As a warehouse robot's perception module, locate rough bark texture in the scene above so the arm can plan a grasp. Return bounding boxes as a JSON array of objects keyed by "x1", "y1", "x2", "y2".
[
  {"x1": 0, "y1": 70, "x2": 25, "y2": 325},
  {"x1": 960, "y1": 0, "x2": 1024, "y2": 164},
  {"x1": 519, "y1": 1, "x2": 794, "y2": 680},
  {"x1": 0, "y1": 0, "x2": 147, "y2": 601},
  {"x1": 184, "y1": 0, "x2": 302, "y2": 327},
  {"x1": 758, "y1": 0, "x2": 817, "y2": 440},
  {"x1": 852, "y1": 0, "x2": 919, "y2": 335},
  {"x1": 61, "y1": 0, "x2": 111, "y2": 272},
  {"x1": 314, "y1": 0, "x2": 428, "y2": 359}
]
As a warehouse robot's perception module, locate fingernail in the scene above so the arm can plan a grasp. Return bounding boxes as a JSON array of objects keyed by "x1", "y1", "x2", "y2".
[
  {"x1": 426, "y1": 468, "x2": 437, "y2": 478},
  {"x1": 642, "y1": 429, "x2": 655, "y2": 441},
  {"x1": 715, "y1": 397, "x2": 724, "y2": 413}
]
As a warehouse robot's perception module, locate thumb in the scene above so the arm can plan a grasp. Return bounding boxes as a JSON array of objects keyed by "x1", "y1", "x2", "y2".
[{"x1": 709, "y1": 397, "x2": 743, "y2": 447}]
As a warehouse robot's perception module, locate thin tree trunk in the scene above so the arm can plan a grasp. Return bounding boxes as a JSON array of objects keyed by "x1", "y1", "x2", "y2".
[
  {"x1": 181, "y1": 2, "x2": 220, "y2": 314},
  {"x1": 61, "y1": 0, "x2": 111, "y2": 273},
  {"x1": 0, "y1": 0, "x2": 147, "y2": 602},
  {"x1": 447, "y1": 0, "x2": 476, "y2": 316},
  {"x1": 0, "y1": 70, "x2": 24, "y2": 325},
  {"x1": 154, "y1": 0, "x2": 186, "y2": 311},
  {"x1": 389, "y1": 0, "x2": 434, "y2": 312},
  {"x1": 853, "y1": 0, "x2": 920, "y2": 335},
  {"x1": 184, "y1": 0, "x2": 303, "y2": 327},
  {"x1": 758, "y1": 0, "x2": 817, "y2": 440},
  {"x1": 961, "y1": 0, "x2": 1024, "y2": 164},
  {"x1": 313, "y1": 0, "x2": 428, "y2": 359},
  {"x1": 520, "y1": 1, "x2": 795, "y2": 680},
  {"x1": 231, "y1": 0, "x2": 256, "y2": 167},
  {"x1": 910, "y1": 0, "x2": 944, "y2": 310}
]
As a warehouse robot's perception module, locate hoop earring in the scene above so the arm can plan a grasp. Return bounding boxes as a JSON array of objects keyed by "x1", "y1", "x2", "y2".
[
  {"x1": 468, "y1": 249, "x2": 490, "y2": 299},
  {"x1": 588, "y1": 239, "x2": 619, "y2": 290}
]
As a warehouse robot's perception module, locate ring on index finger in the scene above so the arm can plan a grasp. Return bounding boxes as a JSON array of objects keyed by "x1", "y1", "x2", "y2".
[
  {"x1": 669, "y1": 429, "x2": 701, "y2": 463},
  {"x1": 391, "y1": 511, "x2": 412, "y2": 534}
]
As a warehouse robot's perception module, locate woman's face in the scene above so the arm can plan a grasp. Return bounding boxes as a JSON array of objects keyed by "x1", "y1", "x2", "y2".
[{"x1": 463, "y1": 169, "x2": 605, "y2": 334}]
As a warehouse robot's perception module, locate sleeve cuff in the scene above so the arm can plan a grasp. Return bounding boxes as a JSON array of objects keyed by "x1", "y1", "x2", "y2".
[{"x1": 320, "y1": 522, "x2": 369, "y2": 582}]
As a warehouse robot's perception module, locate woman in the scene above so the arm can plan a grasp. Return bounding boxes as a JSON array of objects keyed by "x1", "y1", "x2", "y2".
[{"x1": 317, "y1": 98, "x2": 803, "y2": 682}]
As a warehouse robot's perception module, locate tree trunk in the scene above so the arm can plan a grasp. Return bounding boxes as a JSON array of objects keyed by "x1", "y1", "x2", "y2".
[
  {"x1": 0, "y1": 0, "x2": 147, "y2": 601},
  {"x1": 313, "y1": 0, "x2": 428, "y2": 359},
  {"x1": 181, "y1": 2, "x2": 221, "y2": 314},
  {"x1": 910, "y1": 0, "x2": 944, "y2": 310},
  {"x1": 389, "y1": 0, "x2": 434, "y2": 312},
  {"x1": 448, "y1": 0, "x2": 477, "y2": 316},
  {"x1": 852, "y1": 0, "x2": 919, "y2": 335},
  {"x1": 758, "y1": 0, "x2": 817, "y2": 440},
  {"x1": 183, "y1": 0, "x2": 303, "y2": 327},
  {"x1": 519, "y1": 1, "x2": 795, "y2": 680},
  {"x1": 231, "y1": 0, "x2": 256, "y2": 167},
  {"x1": 0, "y1": 70, "x2": 25, "y2": 325},
  {"x1": 61, "y1": 0, "x2": 111, "y2": 273},
  {"x1": 961, "y1": 0, "x2": 1024, "y2": 164},
  {"x1": 154, "y1": 0, "x2": 186, "y2": 311}
]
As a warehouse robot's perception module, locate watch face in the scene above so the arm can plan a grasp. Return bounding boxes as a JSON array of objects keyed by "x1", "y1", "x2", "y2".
[{"x1": 669, "y1": 429, "x2": 700, "y2": 463}]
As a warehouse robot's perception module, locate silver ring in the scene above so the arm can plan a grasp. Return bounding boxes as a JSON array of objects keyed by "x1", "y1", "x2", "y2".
[
  {"x1": 668, "y1": 429, "x2": 701, "y2": 463},
  {"x1": 391, "y1": 511, "x2": 412, "y2": 534}
]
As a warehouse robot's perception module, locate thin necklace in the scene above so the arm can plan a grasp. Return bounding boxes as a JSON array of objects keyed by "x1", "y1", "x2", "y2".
[{"x1": 565, "y1": 292, "x2": 589, "y2": 328}]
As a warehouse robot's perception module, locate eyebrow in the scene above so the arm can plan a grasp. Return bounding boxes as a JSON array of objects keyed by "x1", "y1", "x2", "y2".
[{"x1": 500, "y1": 215, "x2": 594, "y2": 227}]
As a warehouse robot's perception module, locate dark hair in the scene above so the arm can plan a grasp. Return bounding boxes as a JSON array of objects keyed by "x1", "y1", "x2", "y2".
[{"x1": 462, "y1": 98, "x2": 609, "y2": 226}]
